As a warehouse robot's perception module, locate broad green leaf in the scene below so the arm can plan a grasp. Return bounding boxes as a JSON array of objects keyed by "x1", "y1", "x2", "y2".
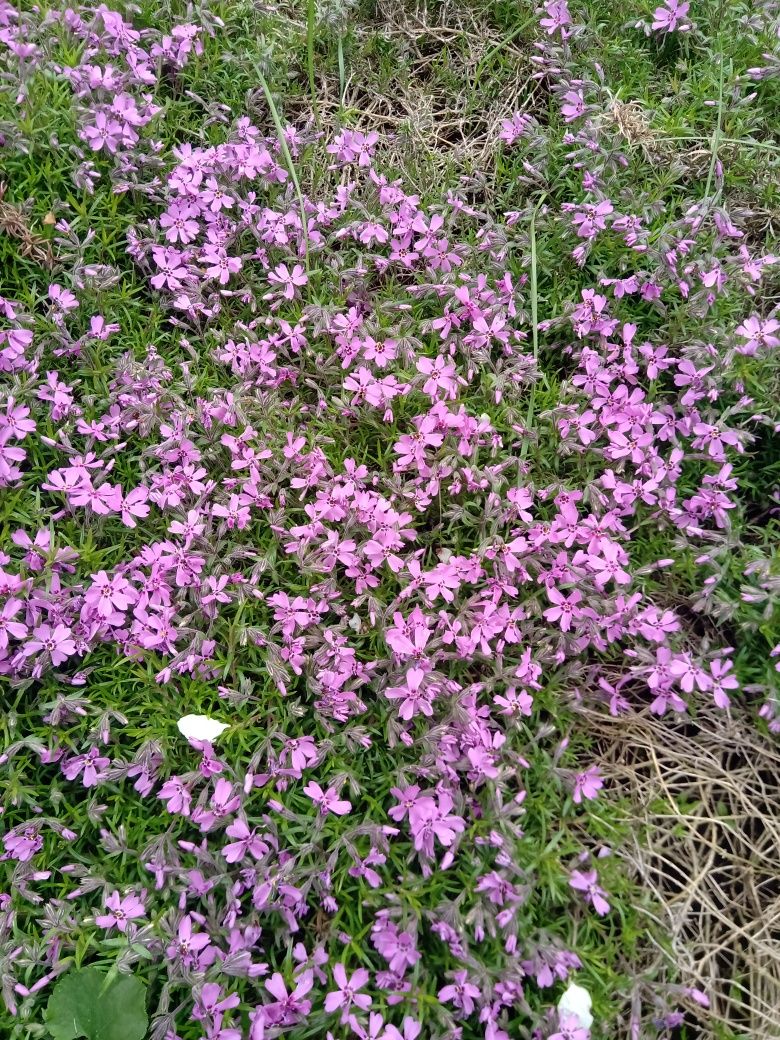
[
  {"x1": 94, "y1": 973, "x2": 148, "y2": 1040},
  {"x1": 45, "y1": 968, "x2": 103, "y2": 1040},
  {"x1": 44, "y1": 967, "x2": 147, "y2": 1040}
]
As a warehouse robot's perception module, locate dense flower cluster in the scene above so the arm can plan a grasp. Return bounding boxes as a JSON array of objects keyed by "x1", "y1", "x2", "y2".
[{"x1": 1, "y1": 1, "x2": 779, "y2": 1039}]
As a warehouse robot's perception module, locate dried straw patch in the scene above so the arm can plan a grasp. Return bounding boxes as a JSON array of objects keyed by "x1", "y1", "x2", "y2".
[
  {"x1": 0, "y1": 182, "x2": 54, "y2": 268},
  {"x1": 582, "y1": 705, "x2": 780, "y2": 1040},
  {"x1": 602, "y1": 96, "x2": 675, "y2": 164},
  {"x1": 278, "y1": 0, "x2": 541, "y2": 195}
]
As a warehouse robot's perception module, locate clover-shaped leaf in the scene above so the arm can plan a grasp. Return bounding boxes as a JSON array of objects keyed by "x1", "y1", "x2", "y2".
[{"x1": 45, "y1": 967, "x2": 147, "y2": 1040}]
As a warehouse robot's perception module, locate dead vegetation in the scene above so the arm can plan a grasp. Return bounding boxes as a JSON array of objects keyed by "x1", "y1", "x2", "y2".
[
  {"x1": 583, "y1": 704, "x2": 780, "y2": 1040},
  {"x1": 0, "y1": 182, "x2": 54, "y2": 268},
  {"x1": 277, "y1": 0, "x2": 543, "y2": 193}
]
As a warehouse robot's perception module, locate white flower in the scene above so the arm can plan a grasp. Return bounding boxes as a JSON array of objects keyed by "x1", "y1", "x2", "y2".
[
  {"x1": 558, "y1": 982, "x2": 593, "y2": 1030},
  {"x1": 177, "y1": 714, "x2": 230, "y2": 742}
]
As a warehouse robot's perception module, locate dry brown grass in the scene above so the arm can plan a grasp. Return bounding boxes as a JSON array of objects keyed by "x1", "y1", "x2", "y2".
[
  {"x1": 0, "y1": 182, "x2": 54, "y2": 268},
  {"x1": 602, "y1": 95, "x2": 674, "y2": 164},
  {"x1": 278, "y1": 0, "x2": 542, "y2": 195},
  {"x1": 582, "y1": 704, "x2": 780, "y2": 1040}
]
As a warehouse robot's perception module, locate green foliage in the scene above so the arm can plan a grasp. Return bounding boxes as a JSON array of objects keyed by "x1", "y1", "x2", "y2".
[
  {"x1": 1, "y1": 1, "x2": 778, "y2": 1038},
  {"x1": 44, "y1": 968, "x2": 148, "y2": 1040}
]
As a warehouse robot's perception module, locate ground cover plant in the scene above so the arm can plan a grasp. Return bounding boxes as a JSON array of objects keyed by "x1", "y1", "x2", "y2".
[{"x1": 1, "y1": 1, "x2": 779, "y2": 1039}]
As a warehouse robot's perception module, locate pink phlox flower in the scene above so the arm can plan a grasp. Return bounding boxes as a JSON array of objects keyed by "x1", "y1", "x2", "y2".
[
  {"x1": 262, "y1": 970, "x2": 313, "y2": 1027},
  {"x1": 652, "y1": 0, "x2": 691, "y2": 33},
  {"x1": 569, "y1": 868, "x2": 610, "y2": 915},
  {"x1": 386, "y1": 607, "x2": 433, "y2": 660},
  {"x1": 202, "y1": 244, "x2": 242, "y2": 285},
  {"x1": 326, "y1": 128, "x2": 378, "y2": 166},
  {"x1": 61, "y1": 746, "x2": 110, "y2": 788},
  {"x1": 192, "y1": 778, "x2": 241, "y2": 832},
  {"x1": 364, "y1": 530, "x2": 405, "y2": 573},
  {"x1": 193, "y1": 982, "x2": 240, "y2": 1022},
  {"x1": 22, "y1": 623, "x2": 77, "y2": 665},
  {"x1": 494, "y1": 685, "x2": 534, "y2": 717},
  {"x1": 669, "y1": 653, "x2": 712, "y2": 694},
  {"x1": 83, "y1": 569, "x2": 137, "y2": 621},
  {"x1": 120, "y1": 486, "x2": 150, "y2": 527},
  {"x1": 222, "y1": 818, "x2": 270, "y2": 863},
  {"x1": 0, "y1": 598, "x2": 27, "y2": 650},
  {"x1": 709, "y1": 657, "x2": 738, "y2": 709},
  {"x1": 382, "y1": 1017, "x2": 423, "y2": 1040},
  {"x1": 416, "y1": 354, "x2": 462, "y2": 400},
  {"x1": 267, "y1": 263, "x2": 308, "y2": 300},
  {"x1": 735, "y1": 315, "x2": 780, "y2": 355},
  {"x1": 160, "y1": 201, "x2": 200, "y2": 243},
  {"x1": 150, "y1": 246, "x2": 190, "y2": 291},
  {"x1": 212, "y1": 494, "x2": 252, "y2": 530},
  {"x1": 167, "y1": 913, "x2": 212, "y2": 965},
  {"x1": 324, "y1": 963, "x2": 372, "y2": 1023},
  {"x1": 572, "y1": 766, "x2": 604, "y2": 804},
  {"x1": 48, "y1": 283, "x2": 79, "y2": 312},
  {"x1": 385, "y1": 667, "x2": 435, "y2": 720},
  {"x1": 438, "y1": 969, "x2": 481, "y2": 1015},
  {"x1": 585, "y1": 541, "x2": 631, "y2": 587},
  {"x1": 303, "y1": 781, "x2": 352, "y2": 816},
  {"x1": 82, "y1": 111, "x2": 124, "y2": 152},
  {"x1": 550, "y1": 1012, "x2": 591, "y2": 1040},
  {"x1": 543, "y1": 587, "x2": 584, "y2": 632},
  {"x1": 95, "y1": 889, "x2": 146, "y2": 931},
  {"x1": 499, "y1": 110, "x2": 533, "y2": 144}
]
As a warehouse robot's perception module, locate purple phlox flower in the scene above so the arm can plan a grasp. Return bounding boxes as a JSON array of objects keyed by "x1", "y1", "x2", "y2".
[
  {"x1": 282, "y1": 735, "x2": 317, "y2": 772},
  {"x1": 303, "y1": 780, "x2": 352, "y2": 816},
  {"x1": 222, "y1": 818, "x2": 270, "y2": 863},
  {"x1": 438, "y1": 969, "x2": 481, "y2": 1015},
  {"x1": 95, "y1": 889, "x2": 146, "y2": 931},
  {"x1": 262, "y1": 970, "x2": 313, "y2": 1027},
  {"x1": 192, "y1": 982, "x2": 240, "y2": 1021},
  {"x1": 561, "y1": 89, "x2": 585, "y2": 122},
  {"x1": 408, "y1": 791, "x2": 465, "y2": 858},
  {"x1": 550, "y1": 1013, "x2": 591, "y2": 1040},
  {"x1": 388, "y1": 785, "x2": 431, "y2": 823},
  {"x1": 3, "y1": 824, "x2": 44, "y2": 862},
  {"x1": 348, "y1": 847, "x2": 387, "y2": 888},
  {"x1": 324, "y1": 963, "x2": 371, "y2": 1023},
  {"x1": 192, "y1": 777, "x2": 241, "y2": 832},
  {"x1": 61, "y1": 746, "x2": 110, "y2": 788},
  {"x1": 167, "y1": 914, "x2": 213, "y2": 966},
  {"x1": 572, "y1": 766, "x2": 604, "y2": 804},
  {"x1": 651, "y1": 0, "x2": 691, "y2": 33},
  {"x1": 569, "y1": 868, "x2": 610, "y2": 916},
  {"x1": 540, "y1": 0, "x2": 573, "y2": 37},
  {"x1": 158, "y1": 775, "x2": 193, "y2": 817},
  {"x1": 372, "y1": 918, "x2": 420, "y2": 974},
  {"x1": 382, "y1": 1017, "x2": 423, "y2": 1040}
]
